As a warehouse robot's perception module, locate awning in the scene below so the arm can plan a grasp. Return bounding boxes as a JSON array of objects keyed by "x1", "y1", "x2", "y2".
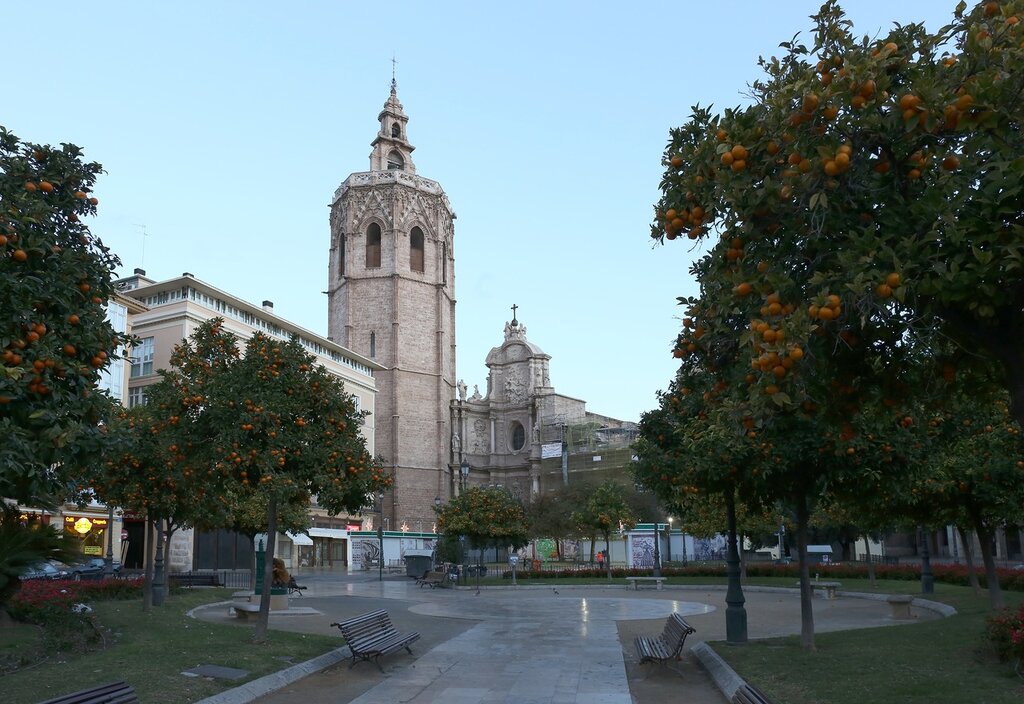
[
  {"x1": 308, "y1": 527, "x2": 348, "y2": 540},
  {"x1": 287, "y1": 532, "x2": 313, "y2": 546}
]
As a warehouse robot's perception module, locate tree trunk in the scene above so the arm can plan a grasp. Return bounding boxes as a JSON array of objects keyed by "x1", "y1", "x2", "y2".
[
  {"x1": 972, "y1": 519, "x2": 1005, "y2": 609},
  {"x1": 255, "y1": 497, "x2": 278, "y2": 643},
  {"x1": 142, "y1": 518, "x2": 155, "y2": 612},
  {"x1": 863, "y1": 536, "x2": 876, "y2": 587},
  {"x1": 795, "y1": 496, "x2": 816, "y2": 651},
  {"x1": 957, "y1": 525, "x2": 981, "y2": 595},
  {"x1": 248, "y1": 534, "x2": 257, "y2": 592},
  {"x1": 604, "y1": 532, "x2": 613, "y2": 580}
]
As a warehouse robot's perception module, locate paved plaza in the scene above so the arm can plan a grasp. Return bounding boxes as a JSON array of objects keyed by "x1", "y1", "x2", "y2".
[{"x1": 189, "y1": 572, "x2": 944, "y2": 704}]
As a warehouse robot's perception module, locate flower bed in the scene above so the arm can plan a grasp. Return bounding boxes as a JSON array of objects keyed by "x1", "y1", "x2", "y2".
[{"x1": 501, "y1": 561, "x2": 1024, "y2": 591}]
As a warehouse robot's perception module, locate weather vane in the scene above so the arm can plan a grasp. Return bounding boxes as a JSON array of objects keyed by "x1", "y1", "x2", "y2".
[{"x1": 391, "y1": 53, "x2": 397, "y2": 92}]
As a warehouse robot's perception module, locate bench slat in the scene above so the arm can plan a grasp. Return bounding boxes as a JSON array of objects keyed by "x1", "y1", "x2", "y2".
[
  {"x1": 732, "y1": 683, "x2": 775, "y2": 704},
  {"x1": 37, "y1": 681, "x2": 138, "y2": 704}
]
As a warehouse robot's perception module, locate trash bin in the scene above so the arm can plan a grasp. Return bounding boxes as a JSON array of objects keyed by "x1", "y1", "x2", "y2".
[{"x1": 404, "y1": 550, "x2": 434, "y2": 578}]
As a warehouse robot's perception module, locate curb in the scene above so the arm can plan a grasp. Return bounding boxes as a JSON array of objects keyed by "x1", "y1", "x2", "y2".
[{"x1": 192, "y1": 646, "x2": 351, "y2": 704}]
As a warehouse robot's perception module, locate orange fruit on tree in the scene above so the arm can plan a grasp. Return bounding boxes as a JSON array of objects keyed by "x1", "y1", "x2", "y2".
[
  {"x1": 39, "y1": 181, "x2": 54, "y2": 193},
  {"x1": 731, "y1": 145, "x2": 748, "y2": 161},
  {"x1": 942, "y1": 155, "x2": 960, "y2": 171},
  {"x1": 899, "y1": 94, "x2": 919, "y2": 110},
  {"x1": 24, "y1": 182, "x2": 37, "y2": 192},
  {"x1": 670, "y1": 155, "x2": 683, "y2": 168},
  {"x1": 886, "y1": 272, "x2": 901, "y2": 287},
  {"x1": 12, "y1": 249, "x2": 28, "y2": 262},
  {"x1": 731, "y1": 159, "x2": 746, "y2": 172},
  {"x1": 876, "y1": 284, "x2": 893, "y2": 298},
  {"x1": 721, "y1": 151, "x2": 735, "y2": 166},
  {"x1": 735, "y1": 282, "x2": 753, "y2": 296}
]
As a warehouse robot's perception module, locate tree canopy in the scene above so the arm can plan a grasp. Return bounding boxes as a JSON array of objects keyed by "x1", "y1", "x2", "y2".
[{"x1": 1, "y1": 127, "x2": 127, "y2": 507}]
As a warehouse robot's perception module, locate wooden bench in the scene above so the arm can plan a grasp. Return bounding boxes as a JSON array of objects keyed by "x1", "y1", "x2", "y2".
[
  {"x1": 626, "y1": 576, "x2": 666, "y2": 590},
  {"x1": 169, "y1": 572, "x2": 223, "y2": 588},
  {"x1": 797, "y1": 580, "x2": 841, "y2": 599},
  {"x1": 635, "y1": 613, "x2": 695, "y2": 666},
  {"x1": 416, "y1": 570, "x2": 449, "y2": 588},
  {"x1": 732, "y1": 682, "x2": 775, "y2": 703},
  {"x1": 38, "y1": 680, "x2": 138, "y2": 703},
  {"x1": 330, "y1": 609, "x2": 420, "y2": 672}
]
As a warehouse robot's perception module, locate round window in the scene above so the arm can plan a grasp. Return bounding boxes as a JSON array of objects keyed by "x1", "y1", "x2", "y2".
[{"x1": 510, "y1": 421, "x2": 526, "y2": 452}]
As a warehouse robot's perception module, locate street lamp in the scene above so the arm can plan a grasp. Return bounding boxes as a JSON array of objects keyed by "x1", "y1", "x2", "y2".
[
  {"x1": 666, "y1": 517, "x2": 673, "y2": 563},
  {"x1": 376, "y1": 491, "x2": 385, "y2": 583},
  {"x1": 459, "y1": 460, "x2": 470, "y2": 490},
  {"x1": 652, "y1": 522, "x2": 662, "y2": 578}
]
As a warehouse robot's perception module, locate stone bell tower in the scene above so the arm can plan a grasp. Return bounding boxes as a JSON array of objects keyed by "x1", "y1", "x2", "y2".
[{"x1": 327, "y1": 80, "x2": 457, "y2": 531}]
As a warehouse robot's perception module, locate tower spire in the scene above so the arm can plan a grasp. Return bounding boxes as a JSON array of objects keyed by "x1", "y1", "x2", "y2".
[{"x1": 391, "y1": 53, "x2": 397, "y2": 93}]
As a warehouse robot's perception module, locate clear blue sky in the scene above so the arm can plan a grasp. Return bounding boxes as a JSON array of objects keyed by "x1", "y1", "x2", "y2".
[{"x1": 6, "y1": 1, "x2": 954, "y2": 422}]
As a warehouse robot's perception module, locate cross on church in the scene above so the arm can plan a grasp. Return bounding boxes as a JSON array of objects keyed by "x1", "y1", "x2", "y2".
[
  {"x1": 511, "y1": 304, "x2": 518, "y2": 324},
  {"x1": 391, "y1": 54, "x2": 398, "y2": 91}
]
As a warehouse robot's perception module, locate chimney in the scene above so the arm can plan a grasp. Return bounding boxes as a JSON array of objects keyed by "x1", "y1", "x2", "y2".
[
  {"x1": 262, "y1": 300, "x2": 274, "y2": 313},
  {"x1": 134, "y1": 268, "x2": 146, "y2": 276},
  {"x1": 182, "y1": 272, "x2": 194, "y2": 278}
]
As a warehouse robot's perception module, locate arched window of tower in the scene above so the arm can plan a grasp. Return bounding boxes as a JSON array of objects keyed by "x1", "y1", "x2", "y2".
[
  {"x1": 410, "y1": 227, "x2": 425, "y2": 273},
  {"x1": 366, "y1": 223, "x2": 381, "y2": 268},
  {"x1": 387, "y1": 150, "x2": 404, "y2": 170},
  {"x1": 391, "y1": 122, "x2": 401, "y2": 138}
]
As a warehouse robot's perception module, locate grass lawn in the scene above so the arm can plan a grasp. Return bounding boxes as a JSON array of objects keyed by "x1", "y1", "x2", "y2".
[
  {"x1": 712, "y1": 579, "x2": 1024, "y2": 704},
  {"x1": 2, "y1": 588, "x2": 341, "y2": 704}
]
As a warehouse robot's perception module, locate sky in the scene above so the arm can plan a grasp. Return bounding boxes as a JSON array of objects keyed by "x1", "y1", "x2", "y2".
[{"x1": 5, "y1": 1, "x2": 956, "y2": 423}]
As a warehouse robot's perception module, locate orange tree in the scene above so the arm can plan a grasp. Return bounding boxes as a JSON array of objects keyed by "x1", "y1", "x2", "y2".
[
  {"x1": 633, "y1": 299, "x2": 924, "y2": 649},
  {"x1": 654, "y1": 0, "x2": 1024, "y2": 423},
  {"x1": 195, "y1": 322, "x2": 387, "y2": 641},
  {"x1": 435, "y1": 486, "x2": 530, "y2": 577},
  {"x1": 917, "y1": 390, "x2": 1024, "y2": 608},
  {"x1": 1, "y1": 127, "x2": 127, "y2": 507},
  {"x1": 100, "y1": 320, "x2": 388, "y2": 640},
  {"x1": 570, "y1": 480, "x2": 638, "y2": 580},
  {"x1": 648, "y1": 0, "x2": 1024, "y2": 644}
]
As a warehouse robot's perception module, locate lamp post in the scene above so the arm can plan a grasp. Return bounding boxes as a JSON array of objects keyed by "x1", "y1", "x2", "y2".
[
  {"x1": 459, "y1": 459, "x2": 470, "y2": 491},
  {"x1": 377, "y1": 491, "x2": 385, "y2": 583},
  {"x1": 104, "y1": 503, "x2": 115, "y2": 577},
  {"x1": 666, "y1": 517, "x2": 673, "y2": 563},
  {"x1": 919, "y1": 526, "x2": 934, "y2": 594},
  {"x1": 652, "y1": 522, "x2": 662, "y2": 578}
]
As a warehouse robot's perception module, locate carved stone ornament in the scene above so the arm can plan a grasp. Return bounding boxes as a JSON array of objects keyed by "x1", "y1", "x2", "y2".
[{"x1": 505, "y1": 371, "x2": 527, "y2": 404}]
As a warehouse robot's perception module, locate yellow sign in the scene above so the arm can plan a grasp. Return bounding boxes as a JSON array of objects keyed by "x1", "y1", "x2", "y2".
[{"x1": 74, "y1": 517, "x2": 94, "y2": 534}]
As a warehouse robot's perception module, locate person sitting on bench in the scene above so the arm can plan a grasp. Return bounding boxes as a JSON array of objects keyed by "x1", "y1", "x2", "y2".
[{"x1": 287, "y1": 575, "x2": 307, "y2": 595}]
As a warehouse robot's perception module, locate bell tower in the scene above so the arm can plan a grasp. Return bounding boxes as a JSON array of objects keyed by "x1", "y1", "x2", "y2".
[{"x1": 327, "y1": 81, "x2": 457, "y2": 530}]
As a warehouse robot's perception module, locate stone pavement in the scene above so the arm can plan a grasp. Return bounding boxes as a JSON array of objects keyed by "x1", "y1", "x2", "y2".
[{"x1": 189, "y1": 573, "x2": 943, "y2": 704}]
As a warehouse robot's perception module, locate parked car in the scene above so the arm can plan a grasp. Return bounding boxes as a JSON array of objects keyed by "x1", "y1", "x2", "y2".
[
  {"x1": 61, "y1": 557, "x2": 121, "y2": 580},
  {"x1": 20, "y1": 561, "x2": 69, "y2": 581}
]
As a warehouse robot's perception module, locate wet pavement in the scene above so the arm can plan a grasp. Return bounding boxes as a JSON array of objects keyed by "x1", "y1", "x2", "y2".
[{"x1": 189, "y1": 572, "x2": 943, "y2": 704}]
